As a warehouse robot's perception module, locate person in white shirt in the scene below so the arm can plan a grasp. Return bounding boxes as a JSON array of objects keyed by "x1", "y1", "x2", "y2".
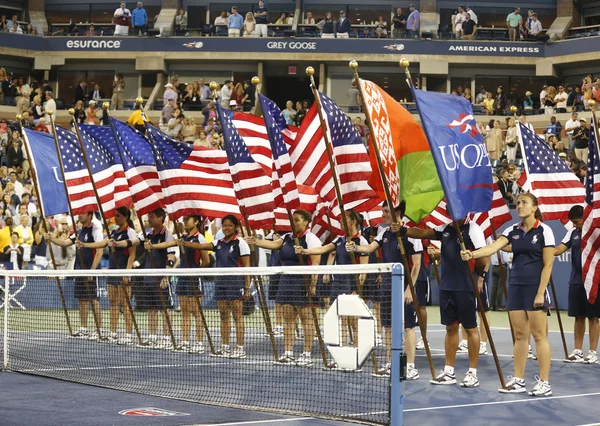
[
  {"x1": 454, "y1": 5, "x2": 467, "y2": 37},
  {"x1": 539, "y1": 85, "x2": 547, "y2": 107},
  {"x1": 466, "y1": 5, "x2": 478, "y2": 25},
  {"x1": 163, "y1": 83, "x2": 178, "y2": 105},
  {"x1": 220, "y1": 80, "x2": 233, "y2": 108},
  {"x1": 9, "y1": 21, "x2": 22, "y2": 34},
  {"x1": 214, "y1": 10, "x2": 228, "y2": 26},
  {"x1": 114, "y1": 2, "x2": 131, "y2": 36},
  {"x1": 304, "y1": 12, "x2": 315, "y2": 24},
  {"x1": 528, "y1": 14, "x2": 542, "y2": 38},
  {"x1": 565, "y1": 112, "x2": 581, "y2": 150},
  {"x1": 43, "y1": 92, "x2": 57, "y2": 131},
  {"x1": 554, "y1": 85, "x2": 568, "y2": 112}
]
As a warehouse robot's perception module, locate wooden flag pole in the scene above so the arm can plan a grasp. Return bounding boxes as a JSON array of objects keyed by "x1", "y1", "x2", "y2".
[
  {"x1": 105, "y1": 102, "x2": 177, "y2": 349},
  {"x1": 350, "y1": 60, "x2": 436, "y2": 380},
  {"x1": 70, "y1": 107, "x2": 143, "y2": 345},
  {"x1": 47, "y1": 111, "x2": 104, "y2": 340},
  {"x1": 17, "y1": 115, "x2": 73, "y2": 336},
  {"x1": 401, "y1": 60, "x2": 504, "y2": 387}
]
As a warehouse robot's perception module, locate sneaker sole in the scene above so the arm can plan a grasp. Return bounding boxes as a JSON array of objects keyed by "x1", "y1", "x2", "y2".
[
  {"x1": 430, "y1": 379, "x2": 457, "y2": 385},
  {"x1": 372, "y1": 373, "x2": 390, "y2": 378},
  {"x1": 584, "y1": 360, "x2": 599, "y2": 364},
  {"x1": 563, "y1": 359, "x2": 584, "y2": 363},
  {"x1": 460, "y1": 382, "x2": 479, "y2": 388},
  {"x1": 498, "y1": 387, "x2": 527, "y2": 393},
  {"x1": 407, "y1": 374, "x2": 419, "y2": 380},
  {"x1": 528, "y1": 391, "x2": 552, "y2": 397}
]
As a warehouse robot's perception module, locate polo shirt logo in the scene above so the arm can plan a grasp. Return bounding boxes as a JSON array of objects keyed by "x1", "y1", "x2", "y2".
[
  {"x1": 573, "y1": 235, "x2": 580, "y2": 240},
  {"x1": 443, "y1": 232, "x2": 450, "y2": 238},
  {"x1": 216, "y1": 245, "x2": 221, "y2": 250},
  {"x1": 512, "y1": 235, "x2": 520, "y2": 240},
  {"x1": 531, "y1": 235, "x2": 539, "y2": 244},
  {"x1": 84, "y1": 234, "x2": 89, "y2": 242},
  {"x1": 383, "y1": 238, "x2": 388, "y2": 243},
  {"x1": 229, "y1": 246, "x2": 234, "y2": 253}
]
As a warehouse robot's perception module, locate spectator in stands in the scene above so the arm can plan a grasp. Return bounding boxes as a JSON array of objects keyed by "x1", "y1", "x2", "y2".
[
  {"x1": 295, "y1": 101, "x2": 307, "y2": 127},
  {"x1": 282, "y1": 101, "x2": 296, "y2": 125},
  {"x1": 483, "y1": 92, "x2": 494, "y2": 115},
  {"x1": 241, "y1": 80, "x2": 256, "y2": 112},
  {"x1": 406, "y1": 4, "x2": 420, "y2": 38},
  {"x1": 463, "y1": 87, "x2": 473, "y2": 103},
  {"x1": 86, "y1": 101, "x2": 99, "y2": 125},
  {"x1": 336, "y1": 10, "x2": 351, "y2": 39},
  {"x1": 576, "y1": 164, "x2": 587, "y2": 184},
  {"x1": 16, "y1": 87, "x2": 30, "y2": 116},
  {"x1": 359, "y1": 27, "x2": 373, "y2": 38},
  {"x1": 304, "y1": 12, "x2": 315, "y2": 25},
  {"x1": 167, "y1": 108, "x2": 184, "y2": 138},
  {"x1": 526, "y1": 13, "x2": 545, "y2": 41},
  {"x1": 565, "y1": 111, "x2": 580, "y2": 150},
  {"x1": 375, "y1": 16, "x2": 388, "y2": 38},
  {"x1": 485, "y1": 120, "x2": 503, "y2": 161},
  {"x1": 573, "y1": 118, "x2": 589, "y2": 162},
  {"x1": 244, "y1": 12, "x2": 256, "y2": 36},
  {"x1": 317, "y1": 12, "x2": 335, "y2": 38},
  {"x1": 83, "y1": 25, "x2": 99, "y2": 36},
  {"x1": 132, "y1": 2, "x2": 148, "y2": 36},
  {"x1": 175, "y1": 8, "x2": 188, "y2": 36},
  {"x1": 88, "y1": 83, "x2": 104, "y2": 103},
  {"x1": 34, "y1": 118, "x2": 49, "y2": 133},
  {"x1": 161, "y1": 98, "x2": 175, "y2": 125},
  {"x1": 181, "y1": 117, "x2": 197, "y2": 143},
  {"x1": 475, "y1": 87, "x2": 487, "y2": 104},
  {"x1": 544, "y1": 116, "x2": 562, "y2": 141},
  {"x1": 504, "y1": 117, "x2": 518, "y2": 162},
  {"x1": 193, "y1": 130, "x2": 210, "y2": 148},
  {"x1": 215, "y1": 11, "x2": 228, "y2": 26},
  {"x1": 24, "y1": 24, "x2": 37, "y2": 36},
  {"x1": 466, "y1": 5, "x2": 478, "y2": 24},
  {"x1": 3, "y1": 232, "x2": 23, "y2": 269},
  {"x1": 43, "y1": 92, "x2": 56, "y2": 128},
  {"x1": 253, "y1": 1, "x2": 269, "y2": 37},
  {"x1": 506, "y1": 7, "x2": 522, "y2": 42},
  {"x1": 494, "y1": 86, "x2": 507, "y2": 115},
  {"x1": 523, "y1": 90, "x2": 534, "y2": 111},
  {"x1": 582, "y1": 76, "x2": 593, "y2": 110},
  {"x1": 231, "y1": 82, "x2": 244, "y2": 106},
  {"x1": 9, "y1": 21, "x2": 22, "y2": 34},
  {"x1": 228, "y1": 7, "x2": 243, "y2": 37},
  {"x1": 72, "y1": 101, "x2": 85, "y2": 125},
  {"x1": 348, "y1": 80, "x2": 360, "y2": 113},
  {"x1": 114, "y1": 2, "x2": 132, "y2": 36},
  {"x1": 454, "y1": 5, "x2": 467, "y2": 38},
  {"x1": 497, "y1": 169, "x2": 515, "y2": 205},
  {"x1": 197, "y1": 78, "x2": 211, "y2": 101},
  {"x1": 592, "y1": 82, "x2": 600, "y2": 103},
  {"x1": 461, "y1": 13, "x2": 476, "y2": 40},
  {"x1": 392, "y1": 8, "x2": 407, "y2": 39},
  {"x1": 183, "y1": 82, "x2": 201, "y2": 110},
  {"x1": 275, "y1": 12, "x2": 287, "y2": 25},
  {"x1": 75, "y1": 80, "x2": 88, "y2": 104},
  {"x1": 220, "y1": 80, "x2": 233, "y2": 108},
  {"x1": 6, "y1": 14, "x2": 16, "y2": 29},
  {"x1": 6, "y1": 140, "x2": 24, "y2": 170},
  {"x1": 546, "y1": 134, "x2": 558, "y2": 150},
  {"x1": 111, "y1": 74, "x2": 125, "y2": 110},
  {"x1": 553, "y1": 85, "x2": 568, "y2": 113},
  {"x1": 0, "y1": 16, "x2": 7, "y2": 32}
]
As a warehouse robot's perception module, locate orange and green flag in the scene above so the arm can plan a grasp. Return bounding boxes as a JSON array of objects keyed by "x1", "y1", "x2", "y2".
[{"x1": 359, "y1": 79, "x2": 444, "y2": 223}]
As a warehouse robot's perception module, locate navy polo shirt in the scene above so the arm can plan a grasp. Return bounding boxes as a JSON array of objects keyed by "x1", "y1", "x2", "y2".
[
  {"x1": 561, "y1": 228, "x2": 582, "y2": 285},
  {"x1": 180, "y1": 232, "x2": 207, "y2": 268},
  {"x1": 374, "y1": 226, "x2": 421, "y2": 264},
  {"x1": 361, "y1": 226, "x2": 380, "y2": 264},
  {"x1": 145, "y1": 227, "x2": 176, "y2": 269},
  {"x1": 279, "y1": 231, "x2": 321, "y2": 266},
  {"x1": 72, "y1": 221, "x2": 104, "y2": 270},
  {"x1": 433, "y1": 222, "x2": 485, "y2": 292},
  {"x1": 255, "y1": 7, "x2": 268, "y2": 24},
  {"x1": 334, "y1": 234, "x2": 368, "y2": 265},
  {"x1": 109, "y1": 226, "x2": 138, "y2": 269},
  {"x1": 212, "y1": 235, "x2": 250, "y2": 268},
  {"x1": 502, "y1": 220, "x2": 555, "y2": 287}
]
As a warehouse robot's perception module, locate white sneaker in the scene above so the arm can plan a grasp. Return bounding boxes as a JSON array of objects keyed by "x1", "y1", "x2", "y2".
[
  {"x1": 230, "y1": 347, "x2": 247, "y2": 359},
  {"x1": 479, "y1": 342, "x2": 488, "y2": 355},
  {"x1": 528, "y1": 376, "x2": 552, "y2": 397},
  {"x1": 275, "y1": 353, "x2": 295, "y2": 365},
  {"x1": 87, "y1": 331, "x2": 100, "y2": 341},
  {"x1": 117, "y1": 334, "x2": 134, "y2": 345},
  {"x1": 274, "y1": 325, "x2": 284, "y2": 336},
  {"x1": 190, "y1": 342, "x2": 205, "y2": 354},
  {"x1": 416, "y1": 337, "x2": 425, "y2": 350},
  {"x1": 72, "y1": 328, "x2": 89, "y2": 339},
  {"x1": 107, "y1": 332, "x2": 119, "y2": 343},
  {"x1": 499, "y1": 376, "x2": 526, "y2": 393},
  {"x1": 457, "y1": 341, "x2": 468, "y2": 353},
  {"x1": 179, "y1": 341, "x2": 191, "y2": 353},
  {"x1": 584, "y1": 350, "x2": 599, "y2": 364},
  {"x1": 406, "y1": 366, "x2": 419, "y2": 380},
  {"x1": 564, "y1": 349, "x2": 585, "y2": 363},
  {"x1": 373, "y1": 363, "x2": 390, "y2": 378},
  {"x1": 430, "y1": 370, "x2": 457, "y2": 385},
  {"x1": 460, "y1": 372, "x2": 479, "y2": 388},
  {"x1": 528, "y1": 346, "x2": 535, "y2": 359},
  {"x1": 376, "y1": 334, "x2": 384, "y2": 347},
  {"x1": 210, "y1": 346, "x2": 231, "y2": 357},
  {"x1": 155, "y1": 337, "x2": 173, "y2": 350},
  {"x1": 296, "y1": 353, "x2": 314, "y2": 367}
]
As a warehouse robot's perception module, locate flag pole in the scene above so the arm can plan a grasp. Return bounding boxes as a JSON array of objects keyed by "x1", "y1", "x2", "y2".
[
  {"x1": 490, "y1": 222, "x2": 516, "y2": 345},
  {"x1": 47, "y1": 111, "x2": 104, "y2": 340},
  {"x1": 350, "y1": 61, "x2": 436, "y2": 380},
  {"x1": 402, "y1": 59, "x2": 505, "y2": 388},
  {"x1": 104, "y1": 102, "x2": 178, "y2": 350},
  {"x1": 214, "y1": 79, "x2": 279, "y2": 361},
  {"x1": 17, "y1": 115, "x2": 73, "y2": 337},
  {"x1": 306, "y1": 66, "x2": 375, "y2": 370},
  {"x1": 512, "y1": 107, "x2": 569, "y2": 358},
  {"x1": 69, "y1": 107, "x2": 143, "y2": 346}
]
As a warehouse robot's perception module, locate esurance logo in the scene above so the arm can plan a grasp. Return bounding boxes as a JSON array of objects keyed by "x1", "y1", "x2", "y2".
[{"x1": 66, "y1": 39, "x2": 122, "y2": 49}]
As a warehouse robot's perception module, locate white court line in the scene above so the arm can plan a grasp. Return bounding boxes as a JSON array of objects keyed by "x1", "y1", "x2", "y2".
[
  {"x1": 403, "y1": 391, "x2": 600, "y2": 412},
  {"x1": 575, "y1": 423, "x2": 600, "y2": 426},
  {"x1": 184, "y1": 418, "x2": 313, "y2": 426}
]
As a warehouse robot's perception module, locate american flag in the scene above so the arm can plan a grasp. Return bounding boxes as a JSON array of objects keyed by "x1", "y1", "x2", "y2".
[
  {"x1": 289, "y1": 91, "x2": 380, "y2": 217},
  {"x1": 582, "y1": 116, "x2": 600, "y2": 304},
  {"x1": 273, "y1": 185, "x2": 319, "y2": 232},
  {"x1": 310, "y1": 197, "x2": 344, "y2": 243},
  {"x1": 77, "y1": 124, "x2": 133, "y2": 219},
  {"x1": 54, "y1": 125, "x2": 99, "y2": 215},
  {"x1": 232, "y1": 112, "x2": 272, "y2": 176},
  {"x1": 145, "y1": 123, "x2": 241, "y2": 221},
  {"x1": 517, "y1": 122, "x2": 585, "y2": 221},
  {"x1": 217, "y1": 103, "x2": 276, "y2": 229},
  {"x1": 364, "y1": 203, "x2": 385, "y2": 228},
  {"x1": 109, "y1": 118, "x2": 165, "y2": 216},
  {"x1": 259, "y1": 95, "x2": 300, "y2": 210}
]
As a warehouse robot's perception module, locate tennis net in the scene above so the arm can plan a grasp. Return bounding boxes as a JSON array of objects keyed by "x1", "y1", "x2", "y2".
[{"x1": 1, "y1": 264, "x2": 399, "y2": 425}]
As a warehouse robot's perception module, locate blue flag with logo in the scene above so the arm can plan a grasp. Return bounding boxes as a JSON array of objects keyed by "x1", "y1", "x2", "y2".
[
  {"x1": 411, "y1": 88, "x2": 493, "y2": 220},
  {"x1": 23, "y1": 129, "x2": 69, "y2": 216}
]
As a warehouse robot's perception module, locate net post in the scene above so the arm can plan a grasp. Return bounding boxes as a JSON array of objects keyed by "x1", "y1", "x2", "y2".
[{"x1": 390, "y1": 263, "x2": 404, "y2": 426}]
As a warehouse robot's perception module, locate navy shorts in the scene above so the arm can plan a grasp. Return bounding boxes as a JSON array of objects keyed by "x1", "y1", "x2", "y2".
[
  {"x1": 176, "y1": 276, "x2": 203, "y2": 297},
  {"x1": 507, "y1": 285, "x2": 550, "y2": 311},
  {"x1": 315, "y1": 274, "x2": 330, "y2": 300},
  {"x1": 215, "y1": 276, "x2": 245, "y2": 302},
  {"x1": 379, "y1": 276, "x2": 417, "y2": 329},
  {"x1": 106, "y1": 275, "x2": 133, "y2": 287},
  {"x1": 268, "y1": 273, "x2": 281, "y2": 301},
  {"x1": 276, "y1": 275, "x2": 309, "y2": 307},
  {"x1": 143, "y1": 277, "x2": 173, "y2": 310},
  {"x1": 363, "y1": 273, "x2": 380, "y2": 303},
  {"x1": 568, "y1": 283, "x2": 600, "y2": 319},
  {"x1": 329, "y1": 274, "x2": 355, "y2": 301},
  {"x1": 74, "y1": 276, "x2": 99, "y2": 300},
  {"x1": 415, "y1": 279, "x2": 430, "y2": 307},
  {"x1": 439, "y1": 290, "x2": 477, "y2": 329}
]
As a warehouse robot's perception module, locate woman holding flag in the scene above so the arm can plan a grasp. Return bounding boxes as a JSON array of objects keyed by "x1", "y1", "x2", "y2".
[
  {"x1": 245, "y1": 210, "x2": 321, "y2": 367},
  {"x1": 461, "y1": 193, "x2": 555, "y2": 396}
]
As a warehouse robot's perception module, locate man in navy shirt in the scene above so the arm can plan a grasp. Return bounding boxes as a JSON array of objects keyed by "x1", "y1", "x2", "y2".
[
  {"x1": 46, "y1": 212, "x2": 104, "y2": 339},
  {"x1": 254, "y1": 0, "x2": 269, "y2": 37},
  {"x1": 336, "y1": 10, "x2": 351, "y2": 38},
  {"x1": 555, "y1": 206, "x2": 599, "y2": 364},
  {"x1": 400, "y1": 219, "x2": 488, "y2": 388}
]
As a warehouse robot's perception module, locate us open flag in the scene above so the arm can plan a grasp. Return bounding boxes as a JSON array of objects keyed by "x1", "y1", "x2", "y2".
[
  {"x1": 517, "y1": 122, "x2": 585, "y2": 222},
  {"x1": 144, "y1": 123, "x2": 241, "y2": 221},
  {"x1": 218, "y1": 103, "x2": 276, "y2": 229},
  {"x1": 412, "y1": 88, "x2": 494, "y2": 220},
  {"x1": 22, "y1": 129, "x2": 69, "y2": 217},
  {"x1": 582, "y1": 116, "x2": 600, "y2": 304}
]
